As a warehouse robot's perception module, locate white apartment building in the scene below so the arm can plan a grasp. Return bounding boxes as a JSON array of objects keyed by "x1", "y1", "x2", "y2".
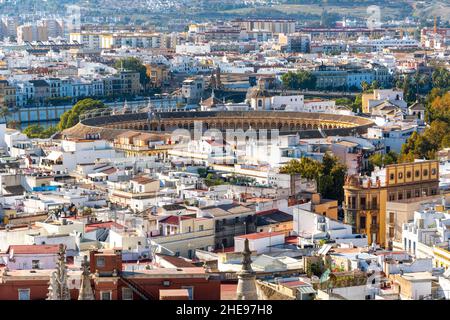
[
  {"x1": 367, "y1": 123, "x2": 419, "y2": 154},
  {"x1": 40, "y1": 139, "x2": 118, "y2": 174},
  {"x1": 402, "y1": 204, "x2": 450, "y2": 259}
]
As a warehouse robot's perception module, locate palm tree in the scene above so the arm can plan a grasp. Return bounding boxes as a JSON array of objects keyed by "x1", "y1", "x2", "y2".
[{"x1": 0, "y1": 106, "x2": 11, "y2": 125}]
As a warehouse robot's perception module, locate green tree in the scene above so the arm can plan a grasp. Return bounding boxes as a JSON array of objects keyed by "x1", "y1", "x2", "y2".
[
  {"x1": 361, "y1": 81, "x2": 370, "y2": 92},
  {"x1": 371, "y1": 80, "x2": 380, "y2": 90},
  {"x1": 197, "y1": 167, "x2": 208, "y2": 178},
  {"x1": 350, "y1": 94, "x2": 363, "y2": 113},
  {"x1": 114, "y1": 57, "x2": 149, "y2": 89},
  {"x1": 335, "y1": 98, "x2": 353, "y2": 106},
  {"x1": 58, "y1": 98, "x2": 106, "y2": 130},
  {"x1": 281, "y1": 70, "x2": 317, "y2": 90},
  {"x1": 23, "y1": 124, "x2": 44, "y2": 138},
  {"x1": 402, "y1": 75, "x2": 417, "y2": 104},
  {"x1": 23, "y1": 124, "x2": 58, "y2": 139},
  {"x1": 320, "y1": 153, "x2": 347, "y2": 203},
  {"x1": 400, "y1": 120, "x2": 450, "y2": 161},
  {"x1": 280, "y1": 153, "x2": 347, "y2": 203},
  {"x1": 0, "y1": 106, "x2": 11, "y2": 124},
  {"x1": 428, "y1": 91, "x2": 450, "y2": 123},
  {"x1": 368, "y1": 151, "x2": 398, "y2": 171},
  {"x1": 432, "y1": 67, "x2": 450, "y2": 91},
  {"x1": 279, "y1": 157, "x2": 322, "y2": 180}
]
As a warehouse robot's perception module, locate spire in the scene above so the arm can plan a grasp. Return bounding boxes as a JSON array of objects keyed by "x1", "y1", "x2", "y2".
[
  {"x1": 47, "y1": 244, "x2": 71, "y2": 300},
  {"x1": 241, "y1": 238, "x2": 253, "y2": 272},
  {"x1": 236, "y1": 239, "x2": 258, "y2": 300},
  {"x1": 78, "y1": 255, "x2": 94, "y2": 300}
]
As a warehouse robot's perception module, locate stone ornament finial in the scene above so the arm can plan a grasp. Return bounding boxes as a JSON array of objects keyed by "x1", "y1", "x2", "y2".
[
  {"x1": 47, "y1": 244, "x2": 70, "y2": 300},
  {"x1": 242, "y1": 238, "x2": 253, "y2": 272},
  {"x1": 236, "y1": 238, "x2": 258, "y2": 300},
  {"x1": 78, "y1": 255, "x2": 94, "y2": 300}
]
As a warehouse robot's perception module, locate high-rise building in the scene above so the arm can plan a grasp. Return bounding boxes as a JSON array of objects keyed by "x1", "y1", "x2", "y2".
[{"x1": 17, "y1": 24, "x2": 49, "y2": 44}]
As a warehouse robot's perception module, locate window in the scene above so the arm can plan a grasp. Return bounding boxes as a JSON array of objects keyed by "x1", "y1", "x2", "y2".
[
  {"x1": 122, "y1": 288, "x2": 133, "y2": 300},
  {"x1": 348, "y1": 196, "x2": 356, "y2": 209},
  {"x1": 415, "y1": 189, "x2": 420, "y2": 197},
  {"x1": 423, "y1": 169, "x2": 428, "y2": 177},
  {"x1": 96, "y1": 257, "x2": 105, "y2": 268},
  {"x1": 359, "y1": 216, "x2": 366, "y2": 229},
  {"x1": 389, "y1": 193, "x2": 396, "y2": 201},
  {"x1": 398, "y1": 172, "x2": 403, "y2": 179},
  {"x1": 431, "y1": 168, "x2": 437, "y2": 175},
  {"x1": 199, "y1": 225, "x2": 204, "y2": 231},
  {"x1": 100, "y1": 291, "x2": 112, "y2": 300},
  {"x1": 415, "y1": 170, "x2": 420, "y2": 178},
  {"x1": 406, "y1": 171, "x2": 411, "y2": 178},
  {"x1": 32, "y1": 260, "x2": 40, "y2": 269},
  {"x1": 431, "y1": 188, "x2": 437, "y2": 196},
  {"x1": 371, "y1": 196, "x2": 377, "y2": 209},
  {"x1": 398, "y1": 192, "x2": 403, "y2": 200},
  {"x1": 371, "y1": 216, "x2": 377, "y2": 225},
  {"x1": 360, "y1": 197, "x2": 366, "y2": 210},
  {"x1": 389, "y1": 212, "x2": 395, "y2": 224},
  {"x1": 389, "y1": 173, "x2": 395, "y2": 180},
  {"x1": 18, "y1": 289, "x2": 30, "y2": 300},
  {"x1": 389, "y1": 227, "x2": 394, "y2": 239}
]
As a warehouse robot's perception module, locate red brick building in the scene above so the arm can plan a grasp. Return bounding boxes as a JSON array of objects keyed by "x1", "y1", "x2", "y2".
[{"x1": 0, "y1": 249, "x2": 221, "y2": 300}]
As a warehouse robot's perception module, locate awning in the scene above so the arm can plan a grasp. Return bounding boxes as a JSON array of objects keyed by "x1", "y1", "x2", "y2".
[
  {"x1": 297, "y1": 286, "x2": 316, "y2": 295},
  {"x1": 46, "y1": 151, "x2": 63, "y2": 162},
  {"x1": 88, "y1": 172, "x2": 108, "y2": 178}
]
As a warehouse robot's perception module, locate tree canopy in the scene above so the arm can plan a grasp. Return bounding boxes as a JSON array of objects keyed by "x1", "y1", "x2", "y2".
[
  {"x1": 0, "y1": 106, "x2": 11, "y2": 124},
  {"x1": 399, "y1": 120, "x2": 450, "y2": 162},
  {"x1": 398, "y1": 67, "x2": 450, "y2": 163},
  {"x1": 114, "y1": 57, "x2": 149, "y2": 89},
  {"x1": 58, "y1": 98, "x2": 106, "y2": 130},
  {"x1": 368, "y1": 151, "x2": 398, "y2": 171},
  {"x1": 281, "y1": 70, "x2": 317, "y2": 90},
  {"x1": 23, "y1": 125, "x2": 58, "y2": 139},
  {"x1": 280, "y1": 153, "x2": 347, "y2": 203}
]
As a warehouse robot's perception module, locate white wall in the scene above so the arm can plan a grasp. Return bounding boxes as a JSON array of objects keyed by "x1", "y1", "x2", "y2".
[
  {"x1": 234, "y1": 234, "x2": 285, "y2": 254},
  {"x1": 0, "y1": 123, "x2": 6, "y2": 148},
  {"x1": 408, "y1": 281, "x2": 432, "y2": 300},
  {"x1": 331, "y1": 285, "x2": 371, "y2": 300},
  {"x1": 24, "y1": 234, "x2": 77, "y2": 252},
  {"x1": 6, "y1": 253, "x2": 58, "y2": 270}
]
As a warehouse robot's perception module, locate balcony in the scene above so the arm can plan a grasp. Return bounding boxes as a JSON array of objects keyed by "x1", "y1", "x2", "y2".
[{"x1": 113, "y1": 143, "x2": 152, "y2": 152}]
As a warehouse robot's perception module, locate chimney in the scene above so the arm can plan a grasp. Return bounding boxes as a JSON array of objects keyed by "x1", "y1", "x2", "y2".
[{"x1": 311, "y1": 193, "x2": 321, "y2": 205}]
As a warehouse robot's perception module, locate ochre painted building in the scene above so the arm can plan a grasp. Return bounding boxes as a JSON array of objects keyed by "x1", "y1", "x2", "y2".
[{"x1": 344, "y1": 160, "x2": 439, "y2": 247}]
